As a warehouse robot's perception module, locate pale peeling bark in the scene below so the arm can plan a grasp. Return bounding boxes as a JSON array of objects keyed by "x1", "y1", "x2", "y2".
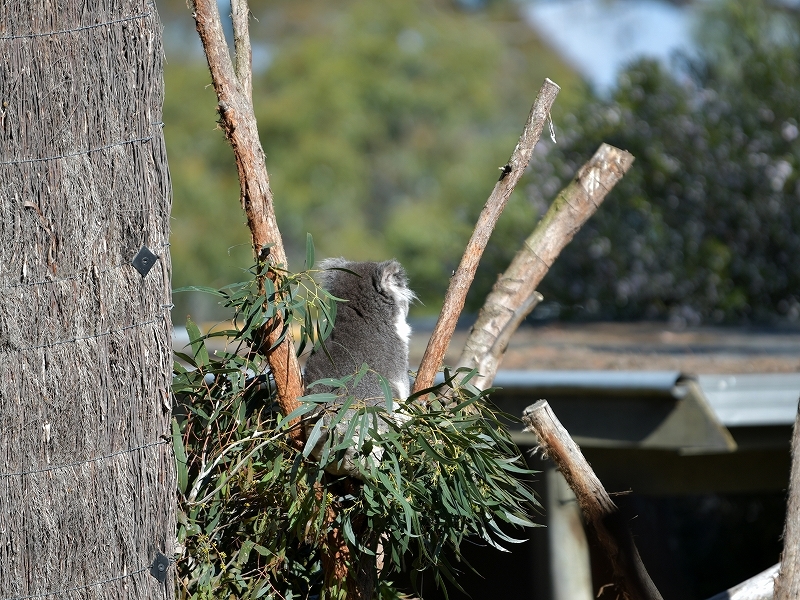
[
  {"x1": 458, "y1": 144, "x2": 634, "y2": 389},
  {"x1": 775, "y1": 397, "x2": 800, "y2": 600},
  {"x1": 706, "y1": 562, "x2": 778, "y2": 600},
  {"x1": 523, "y1": 401, "x2": 663, "y2": 600},
  {"x1": 191, "y1": 0, "x2": 304, "y2": 449},
  {"x1": 413, "y1": 78, "x2": 561, "y2": 394}
]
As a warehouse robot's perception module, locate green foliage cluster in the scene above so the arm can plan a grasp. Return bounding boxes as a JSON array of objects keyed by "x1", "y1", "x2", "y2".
[
  {"x1": 164, "y1": 0, "x2": 800, "y2": 325},
  {"x1": 480, "y1": 0, "x2": 800, "y2": 324},
  {"x1": 172, "y1": 246, "x2": 540, "y2": 599}
]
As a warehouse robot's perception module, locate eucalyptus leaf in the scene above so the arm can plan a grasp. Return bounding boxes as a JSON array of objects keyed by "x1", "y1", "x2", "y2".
[
  {"x1": 305, "y1": 233, "x2": 315, "y2": 269},
  {"x1": 172, "y1": 418, "x2": 188, "y2": 495},
  {"x1": 185, "y1": 317, "x2": 209, "y2": 367},
  {"x1": 303, "y1": 419, "x2": 326, "y2": 458}
]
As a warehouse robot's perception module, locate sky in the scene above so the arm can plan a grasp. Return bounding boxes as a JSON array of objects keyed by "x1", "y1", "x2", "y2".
[{"x1": 521, "y1": 0, "x2": 696, "y2": 93}]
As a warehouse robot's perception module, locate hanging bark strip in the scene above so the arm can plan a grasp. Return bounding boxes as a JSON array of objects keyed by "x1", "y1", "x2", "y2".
[
  {"x1": 412, "y1": 78, "x2": 560, "y2": 394},
  {"x1": 458, "y1": 144, "x2": 634, "y2": 389},
  {"x1": 191, "y1": 0, "x2": 304, "y2": 449},
  {"x1": 522, "y1": 401, "x2": 663, "y2": 600}
]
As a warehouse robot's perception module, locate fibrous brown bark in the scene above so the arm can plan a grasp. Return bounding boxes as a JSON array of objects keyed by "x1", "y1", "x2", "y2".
[
  {"x1": 412, "y1": 78, "x2": 560, "y2": 394},
  {"x1": 0, "y1": 1, "x2": 174, "y2": 597},
  {"x1": 523, "y1": 401, "x2": 663, "y2": 600},
  {"x1": 458, "y1": 144, "x2": 634, "y2": 389},
  {"x1": 775, "y1": 396, "x2": 800, "y2": 599},
  {"x1": 190, "y1": 0, "x2": 304, "y2": 450}
]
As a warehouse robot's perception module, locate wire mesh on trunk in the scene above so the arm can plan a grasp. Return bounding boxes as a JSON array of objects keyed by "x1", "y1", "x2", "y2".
[{"x1": 0, "y1": 1, "x2": 174, "y2": 598}]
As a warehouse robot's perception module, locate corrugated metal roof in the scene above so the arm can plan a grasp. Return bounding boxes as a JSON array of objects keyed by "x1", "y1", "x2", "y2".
[
  {"x1": 698, "y1": 374, "x2": 800, "y2": 427},
  {"x1": 492, "y1": 370, "x2": 682, "y2": 394},
  {"x1": 490, "y1": 370, "x2": 800, "y2": 428}
]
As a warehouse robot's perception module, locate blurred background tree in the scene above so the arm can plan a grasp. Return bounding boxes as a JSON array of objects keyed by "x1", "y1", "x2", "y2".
[
  {"x1": 161, "y1": 0, "x2": 581, "y2": 320},
  {"x1": 161, "y1": 0, "x2": 799, "y2": 326},
  {"x1": 480, "y1": 0, "x2": 800, "y2": 325}
]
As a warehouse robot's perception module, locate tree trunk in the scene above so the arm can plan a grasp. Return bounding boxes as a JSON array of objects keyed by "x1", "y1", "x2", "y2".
[
  {"x1": 775, "y1": 396, "x2": 800, "y2": 599},
  {"x1": 0, "y1": 1, "x2": 174, "y2": 598}
]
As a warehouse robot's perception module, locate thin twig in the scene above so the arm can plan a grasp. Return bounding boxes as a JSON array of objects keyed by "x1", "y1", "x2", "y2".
[{"x1": 230, "y1": 0, "x2": 253, "y2": 101}]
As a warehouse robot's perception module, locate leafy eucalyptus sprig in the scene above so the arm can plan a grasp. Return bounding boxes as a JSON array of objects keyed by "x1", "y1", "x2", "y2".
[{"x1": 172, "y1": 238, "x2": 541, "y2": 600}]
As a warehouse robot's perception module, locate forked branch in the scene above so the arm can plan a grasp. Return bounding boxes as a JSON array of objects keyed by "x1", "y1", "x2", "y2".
[{"x1": 458, "y1": 143, "x2": 634, "y2": 389}]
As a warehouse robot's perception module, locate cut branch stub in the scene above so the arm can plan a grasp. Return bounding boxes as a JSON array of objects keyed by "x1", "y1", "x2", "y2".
[
  {"x1": 522, "y1": 400, "x2": 663, "y2": 600},
  {"x1": 412, "y1": 78, "x2": 561, "y2": 394},
  {"x1": 458, "y1": 143, "x2": 634, "y2": 389},
  {"x1": 191, "y1": 0, "x2": 304, "y2": 449}
]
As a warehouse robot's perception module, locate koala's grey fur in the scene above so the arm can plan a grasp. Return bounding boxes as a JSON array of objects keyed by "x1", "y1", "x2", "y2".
[{"x1": 303, "y1": 258, "x2": 414, "y2": 477}]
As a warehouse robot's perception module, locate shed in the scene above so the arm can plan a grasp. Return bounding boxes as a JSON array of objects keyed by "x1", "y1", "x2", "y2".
[{"x1": 414, "y1": 322, "x2": 800, "y2": 600}]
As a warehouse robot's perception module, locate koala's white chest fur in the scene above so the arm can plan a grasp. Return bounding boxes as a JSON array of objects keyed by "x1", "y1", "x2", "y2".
[{"x1": 385, "y1": 276, "x2": 414, "y2": 400}]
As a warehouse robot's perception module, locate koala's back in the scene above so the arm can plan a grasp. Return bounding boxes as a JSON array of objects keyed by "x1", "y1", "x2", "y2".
[{"x1": 304, "y1": 259, "x2": 413, "y2": 402}]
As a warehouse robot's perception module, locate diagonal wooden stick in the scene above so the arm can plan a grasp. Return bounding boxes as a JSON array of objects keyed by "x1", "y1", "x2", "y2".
[
  {"x1": 523, "y1": 400, "x2": 664, "y2": 600},
  {"x1": 412, "y1": 78, "x2": 560, "y2": 394},
  {"x1": 458, "y1": 143, "x2": 634, "y2": 389}
]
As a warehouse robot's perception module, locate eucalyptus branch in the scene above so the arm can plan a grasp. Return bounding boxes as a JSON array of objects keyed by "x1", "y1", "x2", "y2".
[
  {"x1": 230, "y1": 0, "x2": 253, "y2": 100},
  {"x1": 412, "y1": 78, "x2": 560, "y2": 394},
  {"x1": 190, "y1": 0, "x2": 304, "y2": 449}
]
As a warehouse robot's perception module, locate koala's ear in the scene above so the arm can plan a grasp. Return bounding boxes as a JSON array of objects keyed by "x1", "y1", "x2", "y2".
[
  {"x1": 375, "y1": 260, "x2": 407, "y2": 293},
  {"x1": 316, "y1": 257, "x2": 349, "y2": 288}
]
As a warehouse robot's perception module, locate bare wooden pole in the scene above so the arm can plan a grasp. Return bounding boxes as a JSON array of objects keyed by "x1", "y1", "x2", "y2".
[
  {"x1": 522, "y1": 400, "x2": 663, "y2": 600},
  {"x1": 706, "y1": 562, "x2": 778, "y2": 600},
  {"x1": 775, "y1": 397, "x2": 800, "y2": 599},
  {"x1": 457, "y1": 144, "x2": 634, "y2": 389},
  {"x1": 412, "y1": 78, "x2": 560, "y2": 394},
  {"x1": 190, "y1": 0, "x2": 304, "y2": 450}
]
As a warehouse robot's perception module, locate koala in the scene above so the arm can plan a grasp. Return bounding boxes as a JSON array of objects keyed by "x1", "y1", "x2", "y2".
[{"x1": 303, "y1": 258, "x2": 415, "y2": 477}]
